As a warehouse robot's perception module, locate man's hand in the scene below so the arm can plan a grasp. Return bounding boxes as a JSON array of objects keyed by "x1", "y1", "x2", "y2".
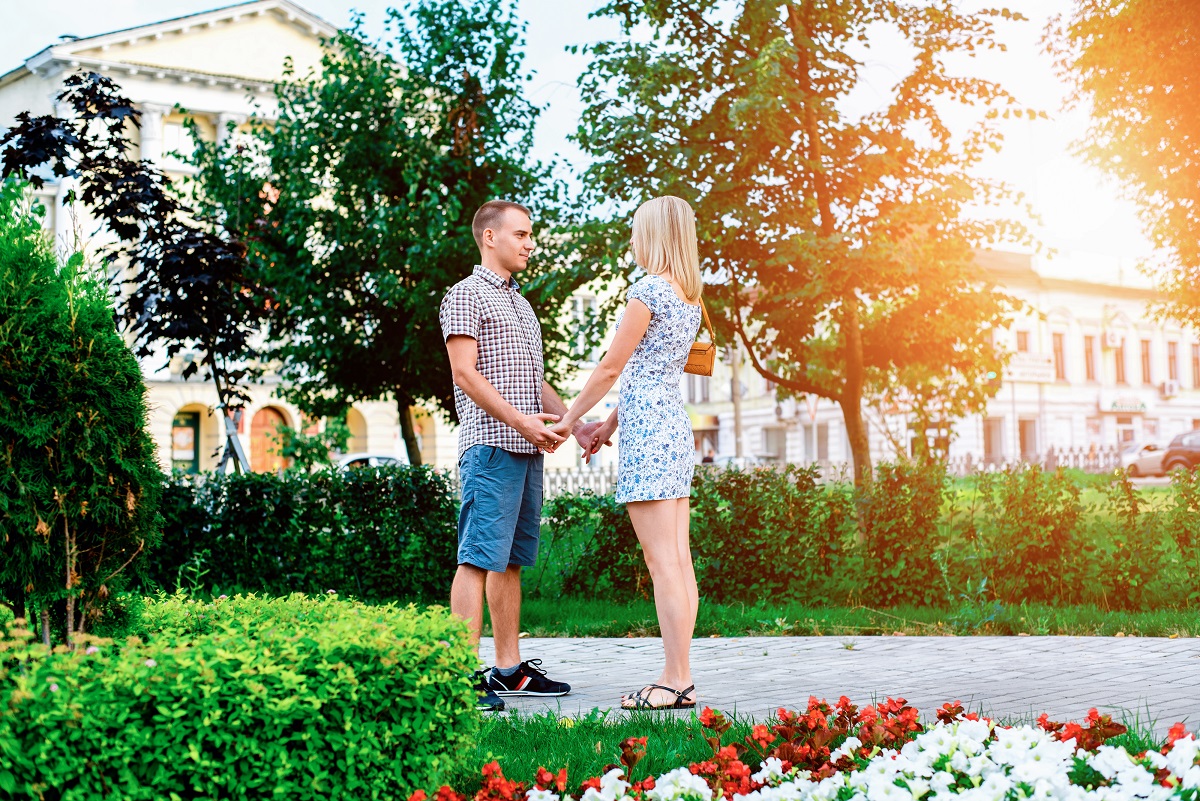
[{"x1": 514, "y1": 413, "x2": 565, "y2": 452}]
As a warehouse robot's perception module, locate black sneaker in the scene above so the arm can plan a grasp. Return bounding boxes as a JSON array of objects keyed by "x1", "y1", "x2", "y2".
[
  {"x1": 487, "y1": 659, "x2": 571, "y2": 697},
  {"x1": 474, "y1": 669, "x2": 506, "y2": 712}
]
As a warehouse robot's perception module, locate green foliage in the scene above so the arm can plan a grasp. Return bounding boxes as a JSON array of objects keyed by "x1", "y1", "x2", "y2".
[
  {"x1": 573, "y1": 1, "x2": 1032, "y2": 482},
  {"x1": 272, "y1": 416, "x2": 351, "y2": 472},
  {"x1": 0, "y1": 593, "x2": 478, "y2": 799},
  {"x1": 536, "y1": 491, "x2": 643, "y2": 600},
  {"x1": 1051, "y1": 0, "x2": 1200, "y2": 328},
  {"x1": 857, "y1": 461, "x2": 946, "y2": 606},
  {"x1": 1162, "y1": 467, "x2": 1200, "y2": 605},
  {"x1": 537, "y1": 466, "x2": 855, "y2": 605},
  {"x1": 0, "y1": 72, "x2": 264, "y2": 428},
  {"x1": 1088, "y1": 473, "x2": 1171, "y2": 610},
  {"x1": 540, "y1": 463, "x2": 1200, "y2": 611},
  {"x1": 139, "y1": 466, "x2": 456, "y2": 603},
  {"x1": 974, "y1": 467, "x2": 1083, "y2": 604},
  {"x1": 0, "y1": 179, "x2": 163, "y2": 638},
  {"x1": 187, "y1": 0, "x2": 583, "y2": 464},
  {"x1": 690, "y1": 465, "x2": 854, "y2": 604}
]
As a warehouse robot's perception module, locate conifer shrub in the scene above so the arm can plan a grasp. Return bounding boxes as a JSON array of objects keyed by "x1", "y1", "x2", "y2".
[
  {"x1": 0, "y1": 181, "x2": 163, "y2": 637},
  {"x1": 0, "y1": 593, "x2": 478, "y2": 799}
]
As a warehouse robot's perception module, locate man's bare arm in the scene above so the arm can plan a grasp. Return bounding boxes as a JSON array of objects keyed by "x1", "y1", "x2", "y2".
[{"x1": 446, "y1": 335, "x2": 564, "y2": 449}]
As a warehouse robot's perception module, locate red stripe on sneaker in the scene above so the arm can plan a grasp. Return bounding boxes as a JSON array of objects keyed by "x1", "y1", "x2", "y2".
[{"x1": 517, "y1": 676, "x2": 531, "y2": 690}]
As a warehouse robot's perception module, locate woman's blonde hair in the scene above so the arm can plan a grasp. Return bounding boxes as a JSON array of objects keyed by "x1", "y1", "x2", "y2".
[{"x1": 631, "y1": 196, "x2": 703, "y2": 303}]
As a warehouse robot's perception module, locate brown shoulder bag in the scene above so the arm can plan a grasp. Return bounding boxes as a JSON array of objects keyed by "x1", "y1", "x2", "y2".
[{"x1": 684, "y1": 299, "x2": 717, "y2": 377}]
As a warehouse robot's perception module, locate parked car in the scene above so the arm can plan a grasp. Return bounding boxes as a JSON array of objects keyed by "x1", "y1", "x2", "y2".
[
  {"x1": 1119, "y1": 441, "x2": 1166, "y2": 477},
  {"x1": 336, "y1": 452, "x2": 408, "y2": 470},
  {"x1": 1162, "y1": 430, "x2": 1200, "y2": 474}
]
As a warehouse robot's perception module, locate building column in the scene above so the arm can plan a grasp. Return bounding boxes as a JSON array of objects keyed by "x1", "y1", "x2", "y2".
[
  {"x1": 216, "y1": 112, "x2": 246, "y2": 148},
  {"x1": 138, "y1": 103, "x2": 170, "y2": 163}
]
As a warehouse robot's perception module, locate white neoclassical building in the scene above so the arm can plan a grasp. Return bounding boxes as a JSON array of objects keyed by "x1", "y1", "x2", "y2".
[
  {"x1": 683, "y1": 251, "x2": 1200, "y2": 470},
  {"x1": 0, "y1": 0, "x2": 410, "y2": 474}
]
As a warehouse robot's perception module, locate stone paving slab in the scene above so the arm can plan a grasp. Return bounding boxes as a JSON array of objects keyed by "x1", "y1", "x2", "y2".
[{"x1": 480, "y1": 636, "x2": 1200, "y2": 734}]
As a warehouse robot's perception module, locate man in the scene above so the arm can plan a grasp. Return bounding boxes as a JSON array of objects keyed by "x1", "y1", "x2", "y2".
[{"x1": 440, "y1": 199, "x2": 602, "y2": 712}]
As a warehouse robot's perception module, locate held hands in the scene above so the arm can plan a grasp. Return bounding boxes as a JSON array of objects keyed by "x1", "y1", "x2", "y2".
[
  {"x1": 515, "y1": 413, "x2": 566, "y2": 452},
  {"x1": 577, "y1": 418, "x2": 616, "y2": 464}
]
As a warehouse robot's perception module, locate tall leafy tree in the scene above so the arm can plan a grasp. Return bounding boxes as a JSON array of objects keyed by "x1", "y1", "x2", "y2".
[
  {"x1": 0, "y1": 72, "x2": 265, "y2": 471},
  {"x1": 189, "y1": 0, "x2": 581, "y2": 465},
  {"x1": 573, "y1": 1, "x2": 1032, "y2": 483},
  {"x1": 1050, "y1": 0, "x2": 1200, "y2": 327}
]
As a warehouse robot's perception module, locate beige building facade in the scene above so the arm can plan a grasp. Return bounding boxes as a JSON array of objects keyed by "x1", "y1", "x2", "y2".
[{"x1": 0, "y1": 0, "x2": 410, "y2": 474}]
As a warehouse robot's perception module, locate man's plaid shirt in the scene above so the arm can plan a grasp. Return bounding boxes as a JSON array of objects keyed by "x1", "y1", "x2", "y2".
[{"x1": 440, "y1": 265, "x2": 544, "y2": 458}]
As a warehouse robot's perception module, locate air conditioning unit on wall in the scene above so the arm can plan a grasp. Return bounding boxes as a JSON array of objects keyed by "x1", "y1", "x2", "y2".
[
  {"x1": 1161, "y1": 379, "x2": 1181, "y2": 399},
  {"x1": 1103, "y1": 330, "x2": 1123, "y2": 349}
]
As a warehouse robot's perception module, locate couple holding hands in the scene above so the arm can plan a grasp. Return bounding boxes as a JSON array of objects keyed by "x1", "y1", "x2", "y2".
[{"x1": 439, "y1": 195, "x2": 705, "y2": 712}]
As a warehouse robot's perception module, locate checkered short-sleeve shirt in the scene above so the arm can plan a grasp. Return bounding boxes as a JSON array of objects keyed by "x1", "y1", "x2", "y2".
[{"x1": 440, "y1": 265, "x2": 544, "y2": 458}]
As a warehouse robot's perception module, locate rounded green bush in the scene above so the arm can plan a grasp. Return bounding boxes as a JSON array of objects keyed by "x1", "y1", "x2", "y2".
[{"x1": 0, "y1": 593, "x2": 478, "y2": 799}]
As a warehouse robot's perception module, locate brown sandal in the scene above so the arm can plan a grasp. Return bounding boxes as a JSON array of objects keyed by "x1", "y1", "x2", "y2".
[{"x1": 621, "y1": 684, "x2": 696, "y2": 710}]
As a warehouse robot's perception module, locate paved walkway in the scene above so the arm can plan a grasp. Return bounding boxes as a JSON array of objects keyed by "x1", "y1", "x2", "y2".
[{"x1": 481, "y1": 636, "x2": 1200, "y2": 733}]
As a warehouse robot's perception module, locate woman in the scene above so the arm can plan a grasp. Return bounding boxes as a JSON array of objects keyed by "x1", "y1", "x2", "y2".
[{"x1": 549, "y1": 195, "x2": 702, "y2": 710}]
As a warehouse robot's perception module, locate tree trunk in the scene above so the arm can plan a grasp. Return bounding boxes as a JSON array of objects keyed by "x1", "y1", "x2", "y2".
[
  {"x1": 839, "y1": 296, "x2": 872, "y2": 488},
  {"x1": 839, "y1": 394, "x2": 872, "y2": 488},
  {"x1": 398, "y1": 400, "x2": 423, "y2": 466}
]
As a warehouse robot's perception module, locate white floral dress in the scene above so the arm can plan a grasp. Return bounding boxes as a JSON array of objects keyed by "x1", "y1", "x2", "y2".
[{"x1": 615, "y1": 275, "x2": 702, "y2": 503}]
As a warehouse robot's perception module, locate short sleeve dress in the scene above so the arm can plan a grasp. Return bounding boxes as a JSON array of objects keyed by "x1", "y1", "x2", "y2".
[{"x1": 615, "y1": 275, "x2": 703, "y2": 503}]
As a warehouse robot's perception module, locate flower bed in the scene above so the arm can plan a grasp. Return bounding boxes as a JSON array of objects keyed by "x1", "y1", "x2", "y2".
[{"x1": 411, "y1": 698, "x2": 1200, "y2": 801}]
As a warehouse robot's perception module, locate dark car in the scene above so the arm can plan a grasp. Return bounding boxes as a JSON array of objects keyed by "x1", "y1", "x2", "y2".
[{"x1": 1162, "y1": 430, "x2": 1200, "y2": 474}]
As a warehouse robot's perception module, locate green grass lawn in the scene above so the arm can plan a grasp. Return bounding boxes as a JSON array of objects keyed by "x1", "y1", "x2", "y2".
[
  {"x1": 441, "y1": 706, "x2": 1166, "y2": 793},
  {"x1": 483, "y1": 598, "x2": 1200, "y2": 637}
]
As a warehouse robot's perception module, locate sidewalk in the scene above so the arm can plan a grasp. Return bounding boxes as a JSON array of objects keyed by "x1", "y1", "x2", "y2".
[{"x1": 481, "y1": 636, "x2": 1200, "y2": 733}]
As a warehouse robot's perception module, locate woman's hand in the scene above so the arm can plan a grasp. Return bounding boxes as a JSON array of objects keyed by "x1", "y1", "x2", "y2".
[{"x1": 581, "y1": 416, "x2": 618, "y2": 464}]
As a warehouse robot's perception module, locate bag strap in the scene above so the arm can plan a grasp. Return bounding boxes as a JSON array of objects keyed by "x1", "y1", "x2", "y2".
[{"x1": 698, "y1": 298, "x2": 716, "y2": 344}]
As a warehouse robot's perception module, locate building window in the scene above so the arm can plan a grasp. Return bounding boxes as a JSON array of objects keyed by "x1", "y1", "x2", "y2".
[
  {"x1": 686, "y1": 374, "x2": 710, "y2": 404},
  {"x1": 570, "y1": 296, "x2": 599, "y2": 363},
  {"x1": 1193, "y1": 344, "x2": 1200, "y2": 390},
  {"x1": 1115, "y1": 342, "x2": 1127, "y2": 385},
  {"x1": 1141, "y1": 339, "x2": 1152, "y2": 385},
  {"x1": 1052, "y1": 333, "x2": 1066, "y2": 381},
  {"x1": 1168, "y1": 341, "x2": 1179, "y2": 382},
  {"x1": 1083, "y1": 335, "x2": 1096, "y2": 381},
  {"x1": 1016, "y1": 331, "x2": 1030, "y2": 353}
]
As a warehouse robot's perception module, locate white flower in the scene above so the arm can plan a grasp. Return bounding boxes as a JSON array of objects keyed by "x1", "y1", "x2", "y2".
[
  {"x1": 526, "y1": 789, "x2": 560, "y2": 801},
  {"x1": 579, "y1": 768, "x2": 634, "y2": 801},
  {"x1": 1163, "y1": 733, "x2": 1200, "y2": 778},
  {"x1": 144, "y1": 658, "x2": 157, "y2": 667},
  {"x1": 646, "y1": 768, "x2": 712, "y2": 801},
  {"x1": 85, "y1": 645, "x2": 99, "y2": 655},
  {"x1": 48, "y1": 683, "x2": 59, "y2": 693},
  {"x1": 751, "y1": 757, "x2": 787, "y2": 785},
  {"x1": 829, "y1": 737, "x2": 863, "y2": 764}
]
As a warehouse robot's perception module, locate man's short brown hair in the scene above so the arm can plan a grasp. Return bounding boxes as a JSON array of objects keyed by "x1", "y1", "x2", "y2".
[{"x1": 472, "y1": 200, "x2": 531, "y2": 249}]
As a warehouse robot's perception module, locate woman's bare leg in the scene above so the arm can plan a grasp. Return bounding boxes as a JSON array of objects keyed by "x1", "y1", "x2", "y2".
[
  {"x1": 624, "y1": 497, "x2": 695, "y2": 706},
  {"x1": 676, "y1": 497, "x2": 698, "y2": 624}
]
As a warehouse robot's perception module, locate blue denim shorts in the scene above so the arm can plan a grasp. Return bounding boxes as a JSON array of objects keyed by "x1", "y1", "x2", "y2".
[{"x1": 457, "y1": 445, "x2": 544, "y2": 572}]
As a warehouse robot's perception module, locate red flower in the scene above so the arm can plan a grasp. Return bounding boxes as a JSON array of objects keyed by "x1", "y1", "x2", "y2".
[
  {"x1": 408, "y1": 792, "x2": 428, "y2": 801},
  {"x1": 1166, "y1": 722, "x2": 1192, "y2": 748},
  {"x1": 749, "y1": 724, "x2": 775, "y2": 749}
]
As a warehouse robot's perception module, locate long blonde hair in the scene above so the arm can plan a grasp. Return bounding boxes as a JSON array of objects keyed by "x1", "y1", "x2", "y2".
[{"x1": 631, "y1": 196, "x2": 703, "y2": 303}]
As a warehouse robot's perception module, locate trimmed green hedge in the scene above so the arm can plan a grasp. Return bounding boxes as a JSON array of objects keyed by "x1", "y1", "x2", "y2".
[
  {"x1": 0, "y1": 593, "x2": 478, "y2": 799},
  {"x1": 539, "y1": 463, "x2": 1200, "y2": 610},
  {"x1": 140, "y1": 467, "x2": 457, "y2": 602}
]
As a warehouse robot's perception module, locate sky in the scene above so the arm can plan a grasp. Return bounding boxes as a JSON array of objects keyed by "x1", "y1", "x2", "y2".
[{"x1": 0, "y1": 0, "x2": 1158, "y2": 284}]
